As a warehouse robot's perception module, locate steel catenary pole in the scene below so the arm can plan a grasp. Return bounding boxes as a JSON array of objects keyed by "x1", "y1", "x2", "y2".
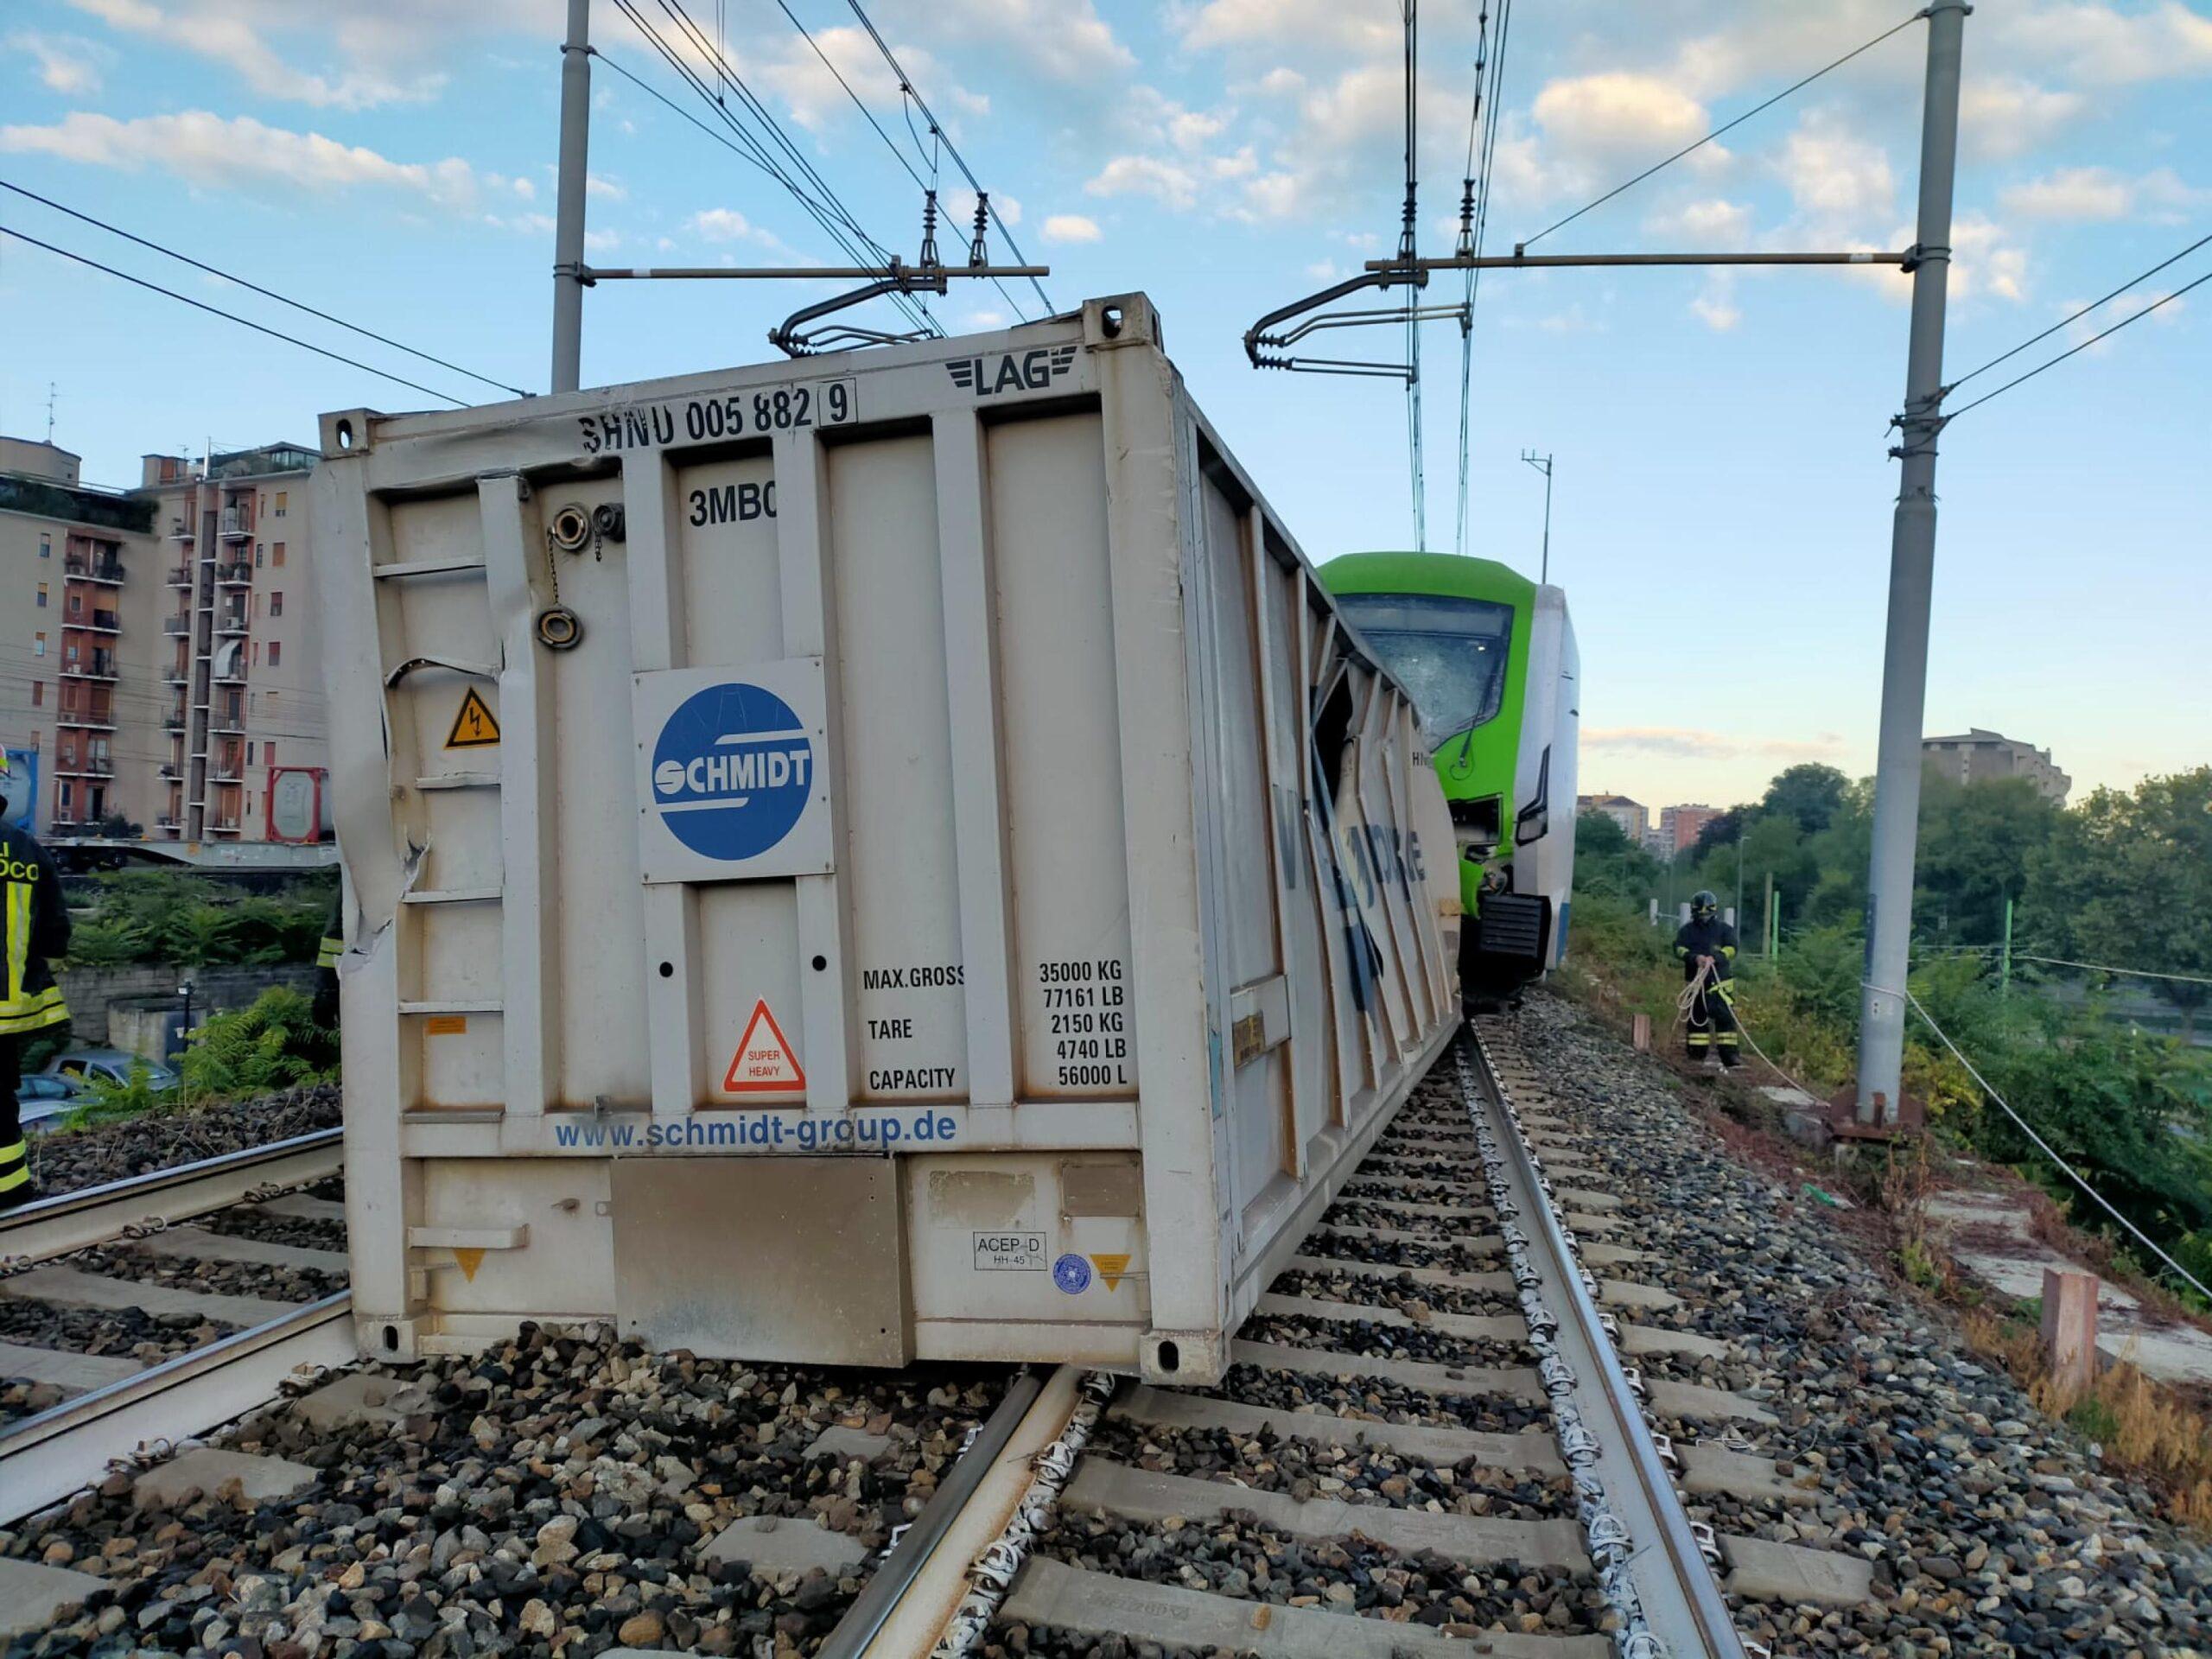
[
  {"x1": 550, "y1": 0, "x2": 593, "y2": 394},
  {"x1": 1855, "y1": 0, "x2": 1967, "y2": 1124}
]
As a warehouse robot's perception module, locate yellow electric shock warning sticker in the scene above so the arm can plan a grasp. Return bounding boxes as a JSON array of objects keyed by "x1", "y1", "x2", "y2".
[{"x1": 445, "y1": 687, "x2": 500, "y2": 749}]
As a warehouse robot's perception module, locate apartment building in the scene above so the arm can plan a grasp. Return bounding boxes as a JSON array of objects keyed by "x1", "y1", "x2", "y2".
[
  {"x1": 140, "y1": 443, "x2": 325, "y2": 841},
  {"x1": 0, "y1": 437, "x2": 159, "y2": 836},
  {"x1": 1922, "y1": 728, "x2": 2071, "y2": 804},
  {"x1": 1, "y1": 435, "x2": 327, "y2": 843},
  {"x1": 1658, "y1": 803, "x2": 1721, "y2": 854},
  {"x1": 1576, "y1": 792, "x2": 1649, "y2": 843}
]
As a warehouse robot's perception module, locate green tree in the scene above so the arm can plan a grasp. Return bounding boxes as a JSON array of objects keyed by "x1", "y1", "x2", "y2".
[
  {"x1": 2027, "y1": 766, "x2": 2212, "y2": 1036},
  {"x1": 1760, "y1": 763, "x2": 1852, "y2": 837},
  {"x1": 1573, "y1": 808, "x2": 1662, "y2": 900},
  {"x1": 1913, "y1": 770, "x2": 2062, "y2": 948}
]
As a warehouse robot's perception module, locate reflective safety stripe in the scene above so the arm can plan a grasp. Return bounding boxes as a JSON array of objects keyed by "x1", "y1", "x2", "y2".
[
  {"x1": 1687, "y1": 1032, "x2": 1712, "y2": 1047},
  {"x1": 315, "y1": 936, "x2": 343, "y2": 970},
  {"x1": 4, "y1": 879, "x2": 28, "y2": 1005},
  {"x1": 1715, "y1": 1032, "x2": 1741, "y2": 1046},
  {"x1": 0, "y1": 983, "x2": 69, "y2": 1035},
  {"x1": 0, "y1": 1140, "x2": 25, "y2": 1169},
  {"x1": 1720, "y1": 943, "x2": 1737, "y2": 959},
  {"x1": 0, "y1": 1164, "x2": 29, "y2": 1193}
]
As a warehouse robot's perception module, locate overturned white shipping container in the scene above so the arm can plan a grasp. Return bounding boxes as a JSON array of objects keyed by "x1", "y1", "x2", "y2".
[{"x1": 315, "y1": 295, "x2": 1459, "y2": 1385}]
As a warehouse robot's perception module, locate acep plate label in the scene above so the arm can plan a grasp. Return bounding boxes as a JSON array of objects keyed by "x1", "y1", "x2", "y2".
[
  {"x1": 972, "y1": 1231, "x2": 1048, "y2": 1272},
  {"x1": 632, "y1": 658, "x2": 834, "y2": 884}
]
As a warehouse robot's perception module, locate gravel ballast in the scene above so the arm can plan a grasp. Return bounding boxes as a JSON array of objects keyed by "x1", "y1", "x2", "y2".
[
  {"x1": 21, "y1": 1083, "x2": 342, "y2": 1198},
  {"x1": 1503, "y1": 989, "x2": 2212, "y2": 1657},
  {"x1": 1, "y1": 1323, "x2": 1004, "y2": 1658}
]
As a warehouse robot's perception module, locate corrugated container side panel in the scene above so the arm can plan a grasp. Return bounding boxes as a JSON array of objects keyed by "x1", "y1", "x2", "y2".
[
  {"x1": 829, "y1": 435, "x2": 967, "y2": 1101},
  {"x1": 549, "y1": 478, "x2": 649, "y2": 1107},
  {"x1": 1196, "y1": 474, "x2": 1291, "y2": 1225},
  {"x1": 990, "y1": 411, "x2": 1136, "y2": 1102},
  {"x1": 676, "y1": 455, "x2": 782, "y2": 669},
  {"x1": 1266, "y1": 565, "x2": 1338, "y2": 1157},
  {"x1": 673, "y1": 452, "x2": 803, "y2": 1105}
]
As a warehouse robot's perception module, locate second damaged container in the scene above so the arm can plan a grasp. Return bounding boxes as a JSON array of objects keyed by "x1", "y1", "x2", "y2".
[{"x1": 315, "y1": 294, "x2": 1459, "y2": 1384}]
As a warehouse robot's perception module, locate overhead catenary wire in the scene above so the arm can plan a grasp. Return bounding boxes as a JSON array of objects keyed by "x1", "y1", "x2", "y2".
[
  {"x1": 1884, "y1": 981, "x2": 2212, "y2": 1305},
  {"x1": 1520, "y1": 8, "x2": 1925, "y2": 250},
  {"x1": 0, "y1": 181, "x2": 528, "y2": 398},
  {"x1": 840, "y1": 0, "x2": 1055, "y2": 317},
  {"x1": 1401, "y1": 0, "x2": 1426, "y2": 551},
  {"x1": 607, "y1": 0, "x2": 940, "y2": 337},
  {"x1": 1948, "y1": 228, "x2": 2212, "y2": 391},
  {"x1": 1943, "y1": 264, "x2": 2212, "y2": 421},
  {"x1": 1454, "y1": 0, "x2": 1512, "y2": 558},
  {"x1": 0, "y1": 226, "x2": 473, "y2": 407},
  {"x1": 2010, "y1": 954, "x2": 2212, "y2": 988}
]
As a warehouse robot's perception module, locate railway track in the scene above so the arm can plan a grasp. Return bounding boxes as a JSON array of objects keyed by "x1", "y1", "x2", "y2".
[
  {"x1": 849, "y1": 1025, "x2": 1820, "y2": 1659},
  {"x1": 3, "y1": 1027, "x2": 1881, "y2": 1657},
  {"x1": 0, "y1": 1129, "x2": 353, "y2": 1526}
]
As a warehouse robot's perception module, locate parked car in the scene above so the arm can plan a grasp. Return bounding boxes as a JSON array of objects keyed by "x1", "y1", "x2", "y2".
[
  {"x1": 16, "y1": 1071, "x2": 93, "y2": 1132},
  {"x1": 40, "y1": 1049, "x2": 181, "y2": 1095}
]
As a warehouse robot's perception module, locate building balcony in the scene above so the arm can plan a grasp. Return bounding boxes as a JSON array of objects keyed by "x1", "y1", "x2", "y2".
[
  {"x1": 162, "y1": 614, "x2": 193, "y2": 636},
  {"x1": 217, "y1": 562, "x2": 252, "y2": 586},
  {"x1": 210, "y1": 818, "x2": 242, "y2": 836},
  {"x1": 210, "y1": 715, "x2": 244, "y2": 736},
  {"x1": 212, "y1": 766, "x2": 243, "y2": 785},
  {"x1": 213, "y1": 665, "x2": 247, "y2": 686},
  {"x1": 220, "y1": 510, "x2": 252, "y2": 541},
  {"x1": 168, "y1": 520, "x2": 194, "y2": 542},
  {"x1": 65, "y1": 556, "x2": 126, "y2": 585},
  {"x1": 60, "y1": 655, "x2": 118, "y2": 682},
  {"x1": 167, "y1": 564, "x2": 194, "y2": 588},
  {"x1": 156, "y1": 816, "x2": 182, "y2": 836},
  {"x1": 162, "y1": 666, "x2": 190, "y2": 688},
  {"x1": 55, "y1": 758, "x2": 114, "y2": 779},
  {"x1": 215, "y1": 611, "x2": 249, "y2": 636},
  {"x1": 58, "y1": 711, "x2": 119, "y2": 732},
  {"x1": 75, "y1": 611, "x2": 122, "y2": 634}
]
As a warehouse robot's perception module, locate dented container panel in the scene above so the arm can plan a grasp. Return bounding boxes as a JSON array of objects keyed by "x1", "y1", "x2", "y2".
[{"x1": 315, "y1": 296, "x2": 1460, "y2": 1386}]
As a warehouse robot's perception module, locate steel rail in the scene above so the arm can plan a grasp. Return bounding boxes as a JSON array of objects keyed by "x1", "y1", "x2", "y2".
[
  {"x1": 0, "y1": 1128, "x2": 345, "y2": 1269},
  {"x1": 817, "y1": 1367, "x2": 1045, "y2": 1659},
  {"x1": 0, "y1": 1290, "x2": 357, "y2": 1526},
  {"x1": 1461, "y1": 1033, "x2": 1748, "y2": 1658}
]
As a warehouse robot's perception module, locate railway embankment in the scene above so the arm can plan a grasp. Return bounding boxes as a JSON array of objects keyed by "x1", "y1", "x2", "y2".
[{"x1": 1514, "y1": 984, "x2": 2212, "y2": 1655}]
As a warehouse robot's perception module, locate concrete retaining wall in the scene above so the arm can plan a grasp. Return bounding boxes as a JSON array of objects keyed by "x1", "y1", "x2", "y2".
[{"x1": 55, "y1": 963, "x2": 321, "y2": 1056}]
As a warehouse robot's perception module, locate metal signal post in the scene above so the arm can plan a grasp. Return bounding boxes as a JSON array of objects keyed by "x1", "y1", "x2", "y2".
[{"x1": 550, "y1": 0, "x2": 594, "y2": 394}]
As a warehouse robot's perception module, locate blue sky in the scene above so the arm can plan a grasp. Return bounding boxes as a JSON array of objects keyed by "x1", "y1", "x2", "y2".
[{"x1": 3, "y1": 0, "x2": 2206, "y2": 810}]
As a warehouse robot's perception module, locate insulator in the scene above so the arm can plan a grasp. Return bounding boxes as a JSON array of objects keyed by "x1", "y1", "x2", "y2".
[{"x1": 969, "y1": 191, "x2": 991, "y2": 267}]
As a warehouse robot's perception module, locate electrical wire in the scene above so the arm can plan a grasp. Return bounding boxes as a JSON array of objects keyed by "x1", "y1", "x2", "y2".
[
  {"x1": 0, "y1": 226, "x2": 472, "y2": 407},
  {"x1": 0, "y1": 181, "x2": 528, "y2": 398},
  {"x1": 1948, "y1": 229, "x2": 2212, "y2": 391},
  {"x1": 1455, "y1": 0, "x2": 1512, "y2": 557},
  {"x1": 1402, "y1": 0, "x2": 1425, "y2": 551},
  {"x1": 2010, "y1": 954, "x2": 2212, "y2": 988},
  {"x1": 1944, "y1": 265, "x2": 2212, "y2": 421},
  {"x1": 1520, "y1": 8, "x2": 1925, "y2": 250},
  {"x1": 607, "y1": 0, "x2": 939, "y2": 337},
  {"x1": 841, "y1": 0, "x2": 1055, "y2": 316},
  {"x1": 1885, "y1": 981, "x2": 2212, "y2": 1304}
]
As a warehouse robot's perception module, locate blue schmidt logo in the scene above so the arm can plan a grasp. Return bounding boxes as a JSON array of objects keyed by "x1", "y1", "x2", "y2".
[{"x1": 651, "y1": 683, "x2": 814, "y2": 861}]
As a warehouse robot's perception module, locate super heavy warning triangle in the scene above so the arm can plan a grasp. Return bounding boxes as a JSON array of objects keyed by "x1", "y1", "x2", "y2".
[{"x1": 724, "y1": 999, "x2": 805, "y2": 1093}]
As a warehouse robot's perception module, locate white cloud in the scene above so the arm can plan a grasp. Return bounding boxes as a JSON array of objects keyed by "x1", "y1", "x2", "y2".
[
  {"x1": 486, "y1": 210, "x2": 556, "y2": 235},
  {"x1": 962, "y1": 308, "x2": 1009, "y2": 329},
  {"x1": 583, "y1": 228, "x2": 620, "y2": 253},
  {"x1": 2061, "y1": 286, "x2": 2188, "y2": 349},
  {"x1": 1584, "y1": 727, "x2": 1846, "y2": 762},
  {"x1": 586, "y1": 173, "x2": 625, "y2": 201},
  {"x1": 1691, "y1": 272, "x2": 1740, "y2": 331},
  {"x1": 1042, "y1": 213, "x2": 1102, "y2": 244},
  {"x1": 1178, "y1": 0, "x2": 1397, "y2": 55},
  {"x1": 1643, "y1": 197, "x2": 1752, "y2": 245},
  {"x1": 61, "y1": 0, "x2": 493, "y2": 109},
  {"x1": 1086, "y1": 154, "x2": 1200, "y2": 211},
  {"x1": 1951, "y1": 215, "x2": 2030, "y2": 303},
  {"x1": 1531, "y1": 73, "x2": 1719, "y2": 168},
  {"x1": 1774, "y1": 112, "x2": 1894, "y2": 231},
  {"x1": 511, "y1": 175, "x2": 537, "y2": 202},
  {"x1": 1960, "y1": 76, "x2": 2087, "y2": 162},
  {"x1": 688, "y1": 207, "x2": 758, "y2": 243},
  {"x1": 905, "y1": 0, "x2": 1131, "y2": 80},
  {"x1": 2000, "y1": 0, "x2": 2212, "y2": 85},
  {"x1": 10, "y1": 31, "x2": 107, "y2": 93},
  {"x1": 2001, "y1": 164, "x2": 2204, "y2": 221},
  {"x1": 945, "y1": 188, "x2": 1020, "y2": 230},
  {"x1": 0, "y1": 110, "x2": 481, "y2": 207}
]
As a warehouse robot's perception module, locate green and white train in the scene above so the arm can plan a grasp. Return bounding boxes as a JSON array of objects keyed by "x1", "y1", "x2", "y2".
[{"x1": 1319, "y1": 552, "x2": 1579, "y2": 993}]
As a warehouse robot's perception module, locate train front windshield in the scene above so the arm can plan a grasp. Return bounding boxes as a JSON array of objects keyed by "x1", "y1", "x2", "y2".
[{"x1": 1334, "y1": 593, "x2": 1515, "y2": 743}]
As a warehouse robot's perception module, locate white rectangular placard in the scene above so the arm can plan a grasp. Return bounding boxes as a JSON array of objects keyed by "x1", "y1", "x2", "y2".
[{"x1": 632, "y1": 658, "x2": 833, "y2": 885}]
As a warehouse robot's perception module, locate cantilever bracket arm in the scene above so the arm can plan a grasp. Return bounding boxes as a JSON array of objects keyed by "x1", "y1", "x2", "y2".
[
  {"x1": 1243, "y1": 266, "x2": 1425, "y2": 369},
  {"x1": 770, "y1": 265, "x2": 952, "y2": 358}
]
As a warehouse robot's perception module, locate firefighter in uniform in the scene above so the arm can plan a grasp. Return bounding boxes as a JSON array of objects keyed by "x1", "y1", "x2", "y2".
[
  {"x1": 1673, "y1": 888, "x2": 1740, "y2": 1069},
  {"x1": 3, "y1": 759, "x2": 73, "y2": 1210}
]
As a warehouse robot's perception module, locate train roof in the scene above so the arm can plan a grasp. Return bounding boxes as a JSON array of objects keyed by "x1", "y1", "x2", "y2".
[{"x1": 1318, "y1": 550, "x2": 1541, "y2": 607}]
